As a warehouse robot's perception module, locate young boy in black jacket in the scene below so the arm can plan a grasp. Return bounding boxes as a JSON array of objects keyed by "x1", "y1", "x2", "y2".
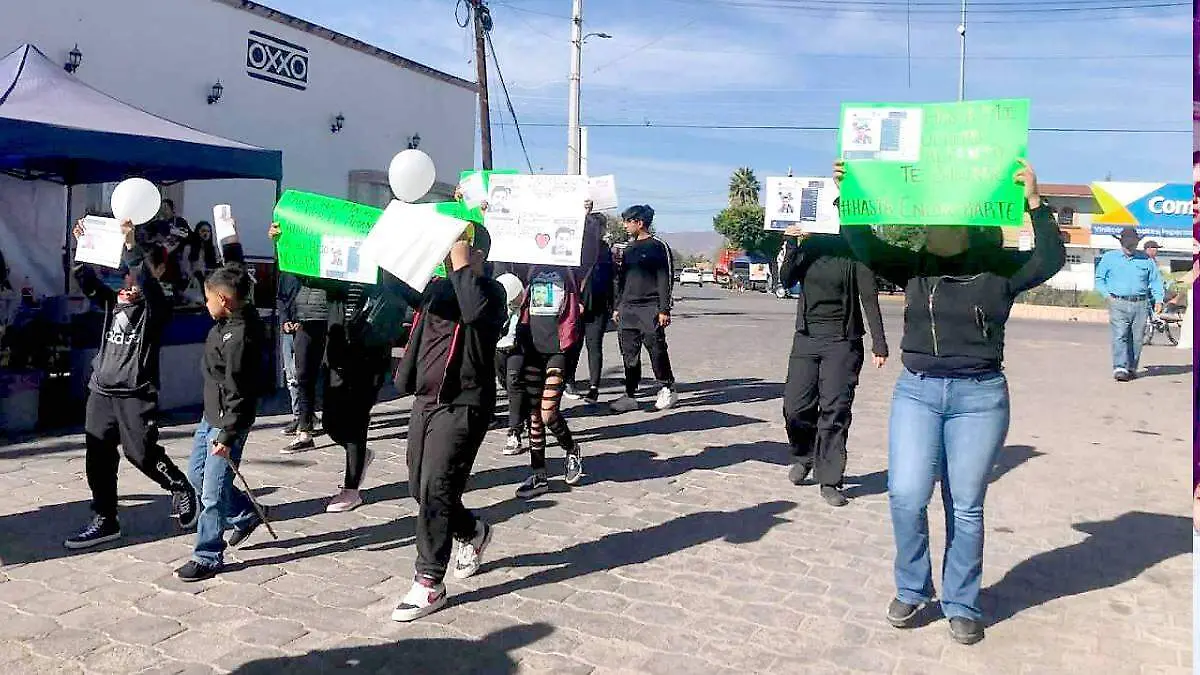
[
  {"x1": 176, "y1": 231, "x2": 267, "y2": 582},
  {"x1": 64, "y1": 219, "x2": 198, "y2": 549},
  {"x1": 390, "y1": 227, "x2": 507, "y2": 622}
]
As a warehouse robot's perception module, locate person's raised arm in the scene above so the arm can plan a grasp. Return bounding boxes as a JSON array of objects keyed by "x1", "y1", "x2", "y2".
[
  {"x1": 779, "y1": 228, "x2": 815, "y2": 288},
  {"x1": 1006, "y1": 160, "x2": 1067, "y2": 294},
  {"x1": 446, "y1": 239, "x2": 497, "y2": 326}
]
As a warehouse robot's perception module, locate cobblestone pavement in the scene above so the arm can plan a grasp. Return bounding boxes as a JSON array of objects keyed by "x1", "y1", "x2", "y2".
[{"x1": 0, "y1": 288, "x2": 1191, "y2": 674}]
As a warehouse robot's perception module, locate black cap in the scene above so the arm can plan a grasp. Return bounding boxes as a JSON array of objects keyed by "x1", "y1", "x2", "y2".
[{"x1": 1118, "y1": 227, "x2": 1141, "y2": 244}]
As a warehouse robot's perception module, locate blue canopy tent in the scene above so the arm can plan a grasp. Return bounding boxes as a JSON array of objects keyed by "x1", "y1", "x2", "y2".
[{"x1": 0, "y1": 43, "x2": 282, "y2": 292}]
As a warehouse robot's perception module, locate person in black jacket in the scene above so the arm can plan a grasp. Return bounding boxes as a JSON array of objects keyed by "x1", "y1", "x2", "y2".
[
  {"x1": 564, "y1": 208, "x2": 615, "y2": 404},
  {"x1": 176, "y1": 228, "x2": 267, "y2": 582},
  {"x1": 277, "y1": 273, "x2": 330, "y2": 450},
  {"x1": 63, "y1": 219, "x2": 197, "y2": 550},
  {"x1": 390, "y1": 227, "x2": 506, "y2": 622},
  {"x1": 779, "y1": 229, "x2": 888, "y2": 507},
  {"x1": 610, "y1": 205, "x2": 679, "y2": 413},
  {"x1": 277, "y1": 272, "x2": 302, "y2": 430},
  {"x1": 836, "y1": 158, "x2": 1065, "y2": 645}
]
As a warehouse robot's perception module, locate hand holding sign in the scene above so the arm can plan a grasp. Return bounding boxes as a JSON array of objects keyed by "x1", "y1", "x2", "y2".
[{"x1": 1014, "y1": 158, "x2": 1041, "y2": 209}]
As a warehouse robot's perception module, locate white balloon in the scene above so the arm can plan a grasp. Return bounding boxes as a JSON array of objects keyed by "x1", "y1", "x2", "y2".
[
  {"x1": 110, "y1": 178, "x2": 162, "y2": 225},
  {"x1": 496, "y1": 273, "x2": 524, "y2": 306},
  {"x1": 387, "y1": 150, "x2": 437, "y2": 203}
]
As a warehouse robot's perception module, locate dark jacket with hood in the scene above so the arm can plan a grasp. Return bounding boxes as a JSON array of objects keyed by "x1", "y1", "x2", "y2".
[
  {"x1": 780, "y1": 233, "x2": 888, "y2": 357},
  {"x1": 842, "y1": 202, "x2": 1066, "y2": 377},
  {"x1": 577, "y1": 213, "x2": 615, "y2": 316}
]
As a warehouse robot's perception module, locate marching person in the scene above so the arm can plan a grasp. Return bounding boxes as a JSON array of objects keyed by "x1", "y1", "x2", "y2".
[
  {"x1": 64, "y1": 219, "x2": 197, "y2": 549},
  {"x1": 390, "y1": 228, "x2": 507, "y2": 622},
  {"x1": 277, "y1": 272, "x2": 302, "y2": 434},
  {"x1": 1095, "y1": 227, "x2": 1164, "y2": 381},
  {"x1": 176, "y1": 225, "x2": 267, "y2": 582},
  {"x1": 513, "y1": 265, "x2": 585, "y2": 498},
  {"x1": 267, "y1": 223, "x2": 396, "y2": 513},
  {"x1": 564, "y1": 206, "x2": 615, "y2": 404},
  {"x1": 779, "y1": 227, "x2": 888, "y2": 507},
  {"x1": 610, "y1": 205, "x2": 679, "y2": 413},
  {"x1": 837, "y1": 158, "x2": 1065, "y2": 645},
  {"x1": 278, "y1": 271, "x2": 330, "y2": 451}
]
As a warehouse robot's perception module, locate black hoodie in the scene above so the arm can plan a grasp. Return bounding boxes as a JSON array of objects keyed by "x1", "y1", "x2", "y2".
[{"x1": 201, "y1": 243, "x2": 267, "y2": 444}]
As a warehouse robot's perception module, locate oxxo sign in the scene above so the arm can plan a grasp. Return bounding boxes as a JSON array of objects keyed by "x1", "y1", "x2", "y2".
[{"x1": 246, "y1": 31, "x2": 309, "y2": 91}]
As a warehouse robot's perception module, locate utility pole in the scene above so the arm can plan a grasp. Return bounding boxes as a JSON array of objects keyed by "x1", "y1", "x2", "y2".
[
  {"x1": 580, "y1": 125, "x2": 589, "y2": 176},
  {"x1": 957, "y1": 0, "x2": 967, "y2": 101},
  {"x1": 567, "y1": 0, "x2": 584, "y2": 175},
  {"x1": 472, "y1": 0, "x2": 494, "y2": 169}
]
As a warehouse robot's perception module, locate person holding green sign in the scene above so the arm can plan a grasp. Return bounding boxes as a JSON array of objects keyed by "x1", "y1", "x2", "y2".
[{"x1": 835, "y1": 158, "x2": 1065, "y2": 645}]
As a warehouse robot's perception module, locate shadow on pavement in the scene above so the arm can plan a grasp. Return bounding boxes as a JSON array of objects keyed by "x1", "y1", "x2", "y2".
[
  {"x1": 576, "y1": 440, "x2": 791, "y2": 486},
  {"x1": 676, "y1": 377, "x2": 784, "y2": 408},
  {"x1": 228, "y1": 623, "x2": 553, "y2": 675},
  {"x1": 453, "y1": 501, "x2": 796, "y2": 608},
  {"x1": 841, "y1": 444, "x2": 1044, "y2": 499},
  {"x1": 576, "y1": 409, "x2": 766, "y2": 443},
  {"x1": 1141, "y1": 364, "x2": 1191, "y2": 378},
  {"x1": 983, "y1": 511, "x2": 1191, "y2": 626}
]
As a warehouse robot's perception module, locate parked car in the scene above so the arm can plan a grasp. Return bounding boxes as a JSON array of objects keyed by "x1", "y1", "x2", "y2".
[
  {"x1": 701, "y1": 271, "x2": 716, "y2": 284},
  {"x1": 679, "y1": 268, "x2": 703, "y2": 286}
]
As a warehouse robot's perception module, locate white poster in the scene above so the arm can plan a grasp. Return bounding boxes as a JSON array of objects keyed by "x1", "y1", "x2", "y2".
[
  {"x1": 212, "y1": 204, "x2": 237, "y2": 244},
  {"x1": 764, "y1": 177, "x2": 840, "y2": 234},
  {"x1": 459, "y1": 172, "x2": 487, "y2": 209},
  {"x1": 587, "y1": 175, "x2": 619, "y2": 211},
  {"x1": 318, "y1": 235, "x2": 377, "y2": 284},
  {"x1": 74, "y1": 216, "x2": 126, "y2": 269},
  {"x1": 840, "y1": 107, "x2": 923, "y2": 162},
  {"x1": 485, "y1": 174, "x2": 589, "y2": 266},
  {"x1": 364, "y1": 201, "x2": 469, "y2": 292}
]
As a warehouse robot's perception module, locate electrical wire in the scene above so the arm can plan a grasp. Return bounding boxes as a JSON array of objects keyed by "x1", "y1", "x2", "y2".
[
  {"x1": 494, "y1": 120, "x2": 1188, "y2": 134},
  {"x1": 485, "y1": 31, "x2": 537, "y2": 172}
]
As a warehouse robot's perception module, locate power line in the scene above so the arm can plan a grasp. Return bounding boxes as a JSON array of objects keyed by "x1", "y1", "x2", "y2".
[
  {"x1": 485, "y1": 31, "x2": 536, "y2": 173},
  {"x1": 495, "y1": 120, "x2": 1188, "y2": 134}
]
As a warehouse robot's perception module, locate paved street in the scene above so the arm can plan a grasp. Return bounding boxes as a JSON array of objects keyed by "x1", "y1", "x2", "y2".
[{"x1": 0, "y1": 287, "x2": 1192, "y2": 675}]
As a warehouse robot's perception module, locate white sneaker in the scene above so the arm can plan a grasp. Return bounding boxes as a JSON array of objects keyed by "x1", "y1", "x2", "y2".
[
  {"x1": 391, "y1": 578, "x2": 448, "y2": 622},
  {"x1": 654, "y1": 387, "x2": 679, "y2": 411},
  {"x1": 451, "y1": 522, "x2": 493, "y2": 580},
  {"x1": 563, "y1": 384, "x2": 583, "y2": 401},
  {"x1": 503, "y1": 432, "x2": 525, "y2": 456}
]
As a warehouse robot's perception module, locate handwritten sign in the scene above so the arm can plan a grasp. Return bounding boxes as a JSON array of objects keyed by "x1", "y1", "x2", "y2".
[
  {"x1": 837, "y1": 98, "x2": 1030, "y2": 227},
  {"x1": 364, "y1": 201, "x2": 471, "y2": 292},
  {"x1": 485, "y1": 174, "x2": 589, "y2": 266},
  {"x1": 75, "y1": 216, "x2": 126, "y2": 269},
  {"x1": 764, "y1": 177, "x2": 840, "y2": 233},
  {"x1": 587, "y1": 175, "x2": 619, "y2": 211},
  {"x1": 458, "y1": 169, "x2": 519, "y2": 222},
  {"x1": 272, "y1": 190, "x2": 382, "y2": 283}
]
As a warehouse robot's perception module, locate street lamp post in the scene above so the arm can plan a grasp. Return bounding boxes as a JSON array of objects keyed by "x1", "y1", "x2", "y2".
[
  {"x1": 567, "y1": 0, "x2": 611, "y2": 175},
  {"x1": 957, "y1": 0, "x2": 967, "y2": 101}
]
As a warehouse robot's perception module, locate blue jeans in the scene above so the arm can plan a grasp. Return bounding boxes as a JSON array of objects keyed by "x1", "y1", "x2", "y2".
[
  {"x1": 887, "y1": 369, "x2": 1010, "y2": 621},
  {"x1": 1108, "y1": 297, "x2": 1148, "y2": 374},
  {"x1": 281, "y1": 332, "x2": 300, "y2": 418},
  {"x1": 187, "y1": 417, "x2": 256, "y2": 566}
]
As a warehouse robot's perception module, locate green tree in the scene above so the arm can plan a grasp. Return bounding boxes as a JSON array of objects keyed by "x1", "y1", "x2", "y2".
[
  {"x1": 875, "y1": 225, "x2": 925, "y2": 252},
  {"x1": 713, "y1": 204, "x2": 783, "y2": 258},
  {"x1": 728, "y1": 167, "x2": 761, "y2": 207},
  {"x1": 602, "y1": 213, "x2": 626, "y2": 244}
]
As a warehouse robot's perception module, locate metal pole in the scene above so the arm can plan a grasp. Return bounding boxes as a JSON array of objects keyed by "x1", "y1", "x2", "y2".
[
  {"x1": 957, "y1": 0, "x2": 967, "y2": 101},
  {"x1": 580, "y1": 125, "x2": 589, "y2": 176},
  {"x1": 567, "y1": 0, "x2": 584, "y2": 175},
  {"x1": 474, "y1": 1, "x2": 494, "y2": 169}
]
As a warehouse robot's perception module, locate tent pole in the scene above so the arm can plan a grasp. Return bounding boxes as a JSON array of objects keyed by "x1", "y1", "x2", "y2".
[{"x1": 63, "y1": 184, "x2": 72, "y2": 294}]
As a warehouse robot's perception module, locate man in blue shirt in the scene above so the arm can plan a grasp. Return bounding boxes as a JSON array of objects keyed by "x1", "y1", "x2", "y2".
[{"x1": 1095, "y1": 227, "x2": 1165, "y2": 381}]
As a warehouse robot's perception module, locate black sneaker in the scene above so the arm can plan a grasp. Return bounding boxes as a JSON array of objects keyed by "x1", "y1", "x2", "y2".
[
  {"x1": 564, "y1": 449, "x2": 584, "y2": 486},
  {"x1": 172, "y1": 487, "x2": 199, "y2": 530},
  {"x1": 583, "y1": 388, "x2": 600, "y2": 404},
  {"x1": 228, "y1": 505, "x2": 269, "y2": 548},
  {"x1": 281, "y1": 432, "x2": 315, "y2": 454},
  {"x1": 175, "y1": 560, "x2": 221, "y2": 582},
  {"x1": 886, "y1": 598, "x2": 921, "y2": 628},
  {"x1": 948, "y1": 617, "x2": 985, "y2": 645},
  {"x1": 64, "y1": 515, "x2": 121, "y2": 550},
  {"x1": 788, "y1": 461, "x2": 812, "y2": 485},
  {"x1": 820, "y1": 485, "x2": 849, "y2": 507},
  {"x1": 281, "y1": 419, "x2": 299, "y2": 436},
  {"x1": 515, "y1": 472, "x2": 550, "y2": 499}
]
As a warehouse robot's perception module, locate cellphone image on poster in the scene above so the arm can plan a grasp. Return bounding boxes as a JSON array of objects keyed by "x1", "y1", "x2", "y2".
[{"x1": 799, "y1": 182, "x2": 821, "y2": 222}]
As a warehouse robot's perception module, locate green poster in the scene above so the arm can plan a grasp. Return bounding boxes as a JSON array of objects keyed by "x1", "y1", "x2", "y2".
[
  {"x1": 837, "y1": 99, "x2": 1030, "y2": 227},
  {"x1": 272, "y1": 190, "x2": 383, "y2": 283}
]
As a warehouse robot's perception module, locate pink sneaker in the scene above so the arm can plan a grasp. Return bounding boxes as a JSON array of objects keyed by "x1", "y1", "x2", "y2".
[{"x1": 325, "y1": 488, "x2": 363, "y2": 513}]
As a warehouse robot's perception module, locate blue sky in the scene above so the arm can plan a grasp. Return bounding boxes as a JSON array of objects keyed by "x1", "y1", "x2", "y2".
[{"x1": 270, "y1": 0, "x2": 1191, "y2": 232}]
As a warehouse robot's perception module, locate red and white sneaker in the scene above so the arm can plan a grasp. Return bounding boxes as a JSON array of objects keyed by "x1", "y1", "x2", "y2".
[{"x1": 391, "y1": 577, "x2": 447, "y2": 622}]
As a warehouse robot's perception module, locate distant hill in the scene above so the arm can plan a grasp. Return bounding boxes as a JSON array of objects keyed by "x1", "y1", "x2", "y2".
[{"x1": 658, "y1": 231, "x2": 725, "y2": 258}]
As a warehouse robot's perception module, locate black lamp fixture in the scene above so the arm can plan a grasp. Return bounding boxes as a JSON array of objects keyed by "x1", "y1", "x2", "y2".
[
  {"x1": 331, "y1": 113, "x2": 345, "y2": 134},
  {"x1": 407, "y1": 133, "x2": 421, "y2": 150},
  {"x1": 207, "y1": 81, "x2": 223, "y2": 105},
  {"x1": 64, "y1": 44, "x2": 82, "y2": 73}
]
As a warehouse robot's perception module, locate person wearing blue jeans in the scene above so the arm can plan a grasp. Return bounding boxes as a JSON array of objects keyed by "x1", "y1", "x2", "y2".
[
  {"x1": 187, "y1": 418, "x2": 258, "y2": 569},
  {"x1": 838, "y1": 158, "x2": 1065, "y2": 645},
  {"x1": 280, "y1": 331, "x2": 300, "y2": 421},
  {"x1": 1095, "y1": 227, "x2": 1164, "y2": 381}
]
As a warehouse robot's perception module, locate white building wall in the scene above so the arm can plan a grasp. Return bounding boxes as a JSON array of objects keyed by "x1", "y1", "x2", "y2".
[{"x1": 1, "y1": 0, "x2": 476, "y2": 256}]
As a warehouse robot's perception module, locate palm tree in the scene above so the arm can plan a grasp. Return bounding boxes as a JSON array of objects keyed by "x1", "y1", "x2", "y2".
[{"x1": 728, "y1": 167, "x2": 761, "y2": 207}]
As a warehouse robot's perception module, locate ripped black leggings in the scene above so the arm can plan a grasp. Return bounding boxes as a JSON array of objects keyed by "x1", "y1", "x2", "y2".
[{"x1": 522, "y1": 351, "x2": 577, "y2": 472}]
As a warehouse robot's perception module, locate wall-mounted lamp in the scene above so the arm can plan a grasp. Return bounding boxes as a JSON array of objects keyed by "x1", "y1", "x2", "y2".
[
  {"x1": 64, "y1": 44, "x2": 82, "y2": 73},
  {"x1": 407, "y1": 133, "x2": 421, "y2": 150},
  {"x1": 331, "y1": 113, "x2": 345, "y2": 134},
  {"x1": 207, "y1": 81, "x2": 223, "y2": 105}
]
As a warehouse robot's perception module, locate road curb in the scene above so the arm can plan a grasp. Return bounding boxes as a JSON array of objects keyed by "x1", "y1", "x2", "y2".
[{"x1": 877, "y1": 293, "x2": 1109, "y2": 323}]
